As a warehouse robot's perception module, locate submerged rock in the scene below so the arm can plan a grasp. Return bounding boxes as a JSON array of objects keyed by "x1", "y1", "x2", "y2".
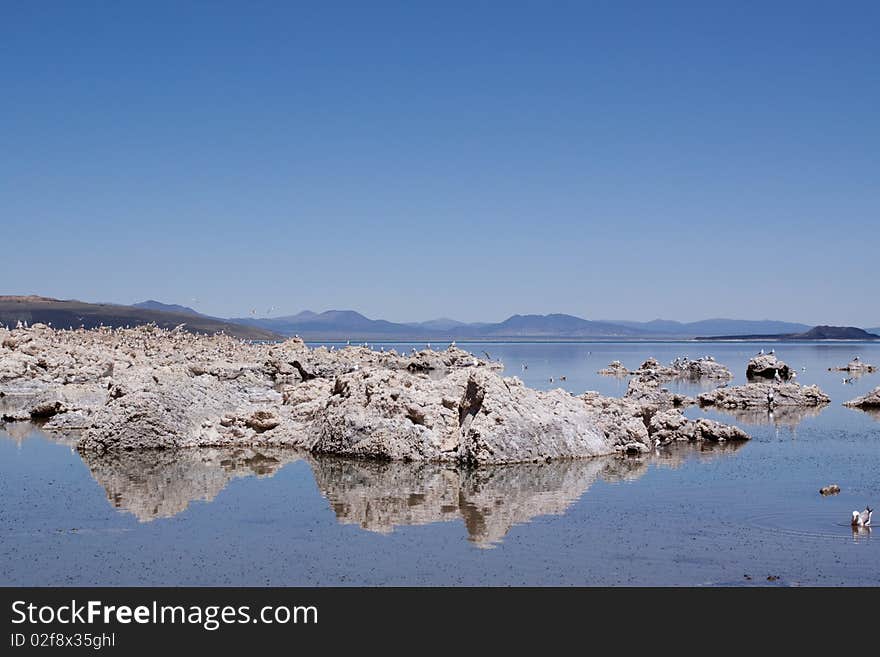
[
  {"x1": 698, "y1": 381, "x2": 830, "y2": 409},
  {"x1": 831, "y1": 358, "x2": 877, "y2": 373},
  {"x1": 843, "y1": 386, "x2": 880, "y2": 409},
  {"x1": 600, "y1": 356, "x2": 732, "y2": 381},
  {"x1": 633, "y1": 356, "x2": 733, "y2": 381},
  {"x1": 598, "y1": 360, "x2": 629, "y2": 376},
  {"x1": 746, "y1": 353, "x2": 792, "y2": 381}
]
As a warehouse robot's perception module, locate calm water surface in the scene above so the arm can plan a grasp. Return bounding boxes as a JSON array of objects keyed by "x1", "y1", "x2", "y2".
[{"x1": 2, "y1": 342, "x2": 879, "y2": 585}]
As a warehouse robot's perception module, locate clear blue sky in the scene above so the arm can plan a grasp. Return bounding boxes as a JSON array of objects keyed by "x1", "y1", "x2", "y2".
[{"x1": 2, "y1": 1, "x2": 878, "y2": 325}]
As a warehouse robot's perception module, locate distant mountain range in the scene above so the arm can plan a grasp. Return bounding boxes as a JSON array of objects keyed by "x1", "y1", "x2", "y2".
[
  {"x1": 0, "y1": 296, "x2": 279, "y2": 340},
  {"x1": 225, "y1": 308, "x2": 862, "y2": 341},
  {"x1": 230, "y1": 311, "x2": 654, "y2": 339},
  {"x1": 4, "y1": 296, "x2": 877, "y2": 342}
]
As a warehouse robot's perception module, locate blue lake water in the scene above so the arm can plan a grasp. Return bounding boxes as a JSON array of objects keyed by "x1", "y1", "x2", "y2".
[{"x1": 2, "y1": 342, "x2": 879, "y2": 586}]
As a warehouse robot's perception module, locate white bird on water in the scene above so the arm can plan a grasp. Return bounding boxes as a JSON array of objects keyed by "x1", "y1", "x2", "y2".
[{"x1": 851, "y1": 507, "x2": 873, "y2": 528}]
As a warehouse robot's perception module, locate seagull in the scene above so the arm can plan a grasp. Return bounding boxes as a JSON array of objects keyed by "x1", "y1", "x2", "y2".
[
  {"x1": 851, "y1": 507, "x2": 873, "y2": 527},
  {"x1": 774, "y1": 369, "x2": 782, "y2": 382},
  {"x1": 759, "y1": 349, "x2": 764, "y2": 355},
  {"x1": 769, "y1": 349, "x2": 775, "y2": 355}
]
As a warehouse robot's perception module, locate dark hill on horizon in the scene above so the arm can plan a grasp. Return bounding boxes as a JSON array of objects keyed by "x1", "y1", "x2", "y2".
[
  {"x1": 133, "y1": 300, "x2": 201, "y2": 316},
  {"x1": 0, "y1": 296, "x2": 280, "y2": 340},
  {"x1": 696, "y1": 325, "x2": 880, "y2": 341},
  {"x1": 477, "y1": 314, "x2": 644, "y2": 338},
  {"x1": 231, "y1": 309, "x2": 418, "y2": 339},
  {"x1": 604, "y1": 318, "x2": 812, "y2": 336}
]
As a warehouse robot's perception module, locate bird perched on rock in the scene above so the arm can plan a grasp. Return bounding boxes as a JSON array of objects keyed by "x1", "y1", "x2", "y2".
[{"x1": 851, "y1": 507, "x2": 873, "y2": 527}]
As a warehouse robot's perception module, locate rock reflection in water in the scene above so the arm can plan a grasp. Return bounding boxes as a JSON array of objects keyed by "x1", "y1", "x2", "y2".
[
  {"x1": 307, "y1": 442, "x2": 745, "y2": 547},
  {"x1": 853, "y1": 407, "x2": 880, "y2": 422},
  {"x1": 77, "y1": 441, "x2": 744, "y2": 543},
  {"x1": 80, "y1": 447, "x2": 304, "y2": 521},
  {"x1": 698, "y1": 405, "x2": 825, "y2": 430},
  {"x1": 0, "y1": 419, "x2": 80, "y2": 447}
]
